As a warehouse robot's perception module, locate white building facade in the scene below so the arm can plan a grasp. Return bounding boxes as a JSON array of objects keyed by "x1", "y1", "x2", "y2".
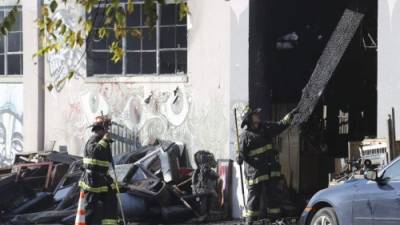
[
  {"x1": 0, "y1": 0, "x2": 249, "y2": 218},
  {"x1": 0, "y1": 0, "x2": 399, "y2": 218}
]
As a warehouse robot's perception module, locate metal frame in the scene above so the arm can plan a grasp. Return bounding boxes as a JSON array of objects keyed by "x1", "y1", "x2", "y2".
[
  {"x1": 89, "y1": 1, "x2": 187, "y2": 76},
  {"x1": 14, "y1": 162, "x2": 54, "y2": 190}
]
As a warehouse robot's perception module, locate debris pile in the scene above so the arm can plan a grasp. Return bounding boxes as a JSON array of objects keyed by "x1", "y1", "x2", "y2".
[{"x1": 0, "y1": 141, "x2": 234, "y2": 225}]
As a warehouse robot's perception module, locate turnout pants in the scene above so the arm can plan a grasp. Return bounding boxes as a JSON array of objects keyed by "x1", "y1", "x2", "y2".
[
  {"x1": 245, "y1": 179, "x2": 281, "y2": 224},
  {"x1": 84, "y1": 189, "x2": 118, "y2": 225}
]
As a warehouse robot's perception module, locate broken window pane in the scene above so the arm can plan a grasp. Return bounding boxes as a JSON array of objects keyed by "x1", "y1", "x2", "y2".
[
  {"x1": 177, "y1": 51, "x2": 187, "y2": 74},
  {"x1": 142, "y1": 52, "x2": 156, "y2": 74},
  {"x1": 87, "y1": 52, "x2": 108, "y2": 76},
  {"x1": 0, "y1": 36, "x2": 4, "y2": 53},
  {"x1": 142, "y1": 28, "x2": 156, "y2": 50},
  {"x1": 126, "y1": 52, "x2": 140, "y2": 74},
  {"x1": 0, "y1": 55, "x2": 4, "y2": 75},
  {"x1": 7, "y1": 54, "x2": 22, "y2": 75},
  {"x1": 127, "y1": 4, "x2": 141, "y2": 27},
  {"x1": 160, "y1": 27, "x2": 175, "y2": 49},
  {"x1": 176, "y1": 27, "x2": 187, "y2": 48},
  {"x1": 107, "y1": 58, "x2": 123, "y2": 74},
  {"x1": 161, "y1": 4, "x2": 176, "y2": 25},
  {"x1": 160, "y1": 51, "x2": 175, "y2": 74},
  {"x1": 8, "y1": 32, "x2": 22, "y2": 52},
  {"x1": 10, "y1": 11, "x2": 21, "y2": 32},
  {"x1": 89, "y1": 7, "x2": 106, "y2": 28},
  {"x1": 91, "y1": 32, "x2": 108, "y2": 50},
  {"x1": 127, "y1": 35, "x2": 140, "y2": 50}
]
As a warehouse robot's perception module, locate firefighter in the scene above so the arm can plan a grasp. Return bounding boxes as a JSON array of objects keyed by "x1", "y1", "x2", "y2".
[
  {"x1": 78, "y1": 115, "x2": 118, "y2": 225},
  {"x1": 237, "y1": 107, "x2": 296, "y2": 224}
]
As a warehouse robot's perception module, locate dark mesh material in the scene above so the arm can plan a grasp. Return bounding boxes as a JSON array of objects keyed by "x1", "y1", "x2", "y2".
[{"x1": 291, "y1": 0, "x2": 369, "y2": 126}]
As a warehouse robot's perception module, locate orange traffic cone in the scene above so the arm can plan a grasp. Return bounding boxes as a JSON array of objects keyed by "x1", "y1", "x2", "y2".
[{"x1": 75, "y1": 191, "x2": 87, "y2": 225}]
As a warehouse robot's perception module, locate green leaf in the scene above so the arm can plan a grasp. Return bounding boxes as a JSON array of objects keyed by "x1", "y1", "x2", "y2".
[
  {"x1": 3, "y1": 18, "x2": 11, "y2": 32},
  {"x1": 104, "y1": 16, "x2": 113, "y2": 26},
  {"x1": 105, "y1": 5, "x2": 113, "y2": 16},
  {"x1": 127, "y1": 0, "x2": 134, "y2": 14},
  {"x1": 47, "y1": 83, "x2": 54, "y2": 92},
  {"x1": 179, "y1": 2, "x2": 188, "y2": 21},
  {"x1": 85, "y1": 20, "x2": 93, "y2": 33},
  {"x1": 98, "y1": 27, "x2": 107, "y2": 38},
  {"x1": 60, "y1": 24, "x2": 67, "y2": 35},
  {"x1": 115, "y1": 11, "x2": 125, "y2": 25},
  {"x1": 130, "y1": 28, "x2": 141, "y2": 38},
  {"x1": 67, "y1": 31, "x2": 76, "y2": 47},
  {"x1": 67, "y1": 70, "x2": 75, "y2": 79},
  {"x1": 76, "y1": 31, "x2": 84, "y2": 46},
  {"x1": 55, "y1": 19, "x2": 62, "y2": 29},
  {"x1": 0, "y1": 26, "x2": 8, "y2": 35},
  {"x1": 41, "y1": 6, "x2": 49, "y2": 17},
  {"x1": 50, "y1": 0, "x2": 58, "y2": 13}
]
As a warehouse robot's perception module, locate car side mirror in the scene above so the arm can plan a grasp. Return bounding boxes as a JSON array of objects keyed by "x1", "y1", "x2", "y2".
[{"x1": 364, "y1": 170, "x2": 378, "y2": 181}]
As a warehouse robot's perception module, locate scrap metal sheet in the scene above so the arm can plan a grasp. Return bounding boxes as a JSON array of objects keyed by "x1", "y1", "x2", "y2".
[{"x1": 292, "y1": 0, "x2": 369, "y2": 126}]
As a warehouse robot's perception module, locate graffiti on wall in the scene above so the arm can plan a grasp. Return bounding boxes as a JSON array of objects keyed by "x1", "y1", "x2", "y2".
[
  {"x1": 60, "y1": 82, "x2": 229, "y2": 158},
  {"x1": 63, "y1": 83, "x2": 192, "y2": 154},
  {"x1": 0, "y1": 84, "x2": 23, "y2": 166}
]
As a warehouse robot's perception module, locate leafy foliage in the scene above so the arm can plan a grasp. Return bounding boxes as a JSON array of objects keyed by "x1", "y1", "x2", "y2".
[{"x1": 0, "y1": 1, "x2": 20, "y2": 35}]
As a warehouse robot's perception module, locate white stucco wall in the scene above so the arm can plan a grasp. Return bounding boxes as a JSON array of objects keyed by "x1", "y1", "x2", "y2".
[
  {"x1": 16, "y1": 0, "x2": 249, "y2": 218},
  {"x1": 378, "y1": 0, "x2": 400, "y2": 139},
  {"x1": 44, "y1": 0, "x2": 234, "y2": 161}
]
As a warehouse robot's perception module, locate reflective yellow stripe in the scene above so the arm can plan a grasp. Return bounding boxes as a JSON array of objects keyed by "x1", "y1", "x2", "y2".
[
  {"x1": 98, "y1": 139, "x2": 109, "y2": 149},
  {"x1": 270, "y1": 171, "x2": 281, "y2": 177},
  {"x1": 110, "y1": 182, "x2": 116, "y2": 190},
  {"x1": 282, "y1": 114, "x2": 292, "y2": 125},
  {"x1": 243, "y1": 209, "x2": 259, "y2": 217},
  {"x1": 248, "y1": 144, "x2": 273, "y2": 157},
  {"x1": 79, "y1": 181, "x2": 109, "y2": 193},
  {"x1": 247, "y1": 174, "x2": 269, "y2": 186},
  {"x1": 267, "y1": 208, "x2": 281, "y2": 214},
  {"x1": 83, "y1": 158, "x2": 110, "y2": 167},
  {"x1": 101, "y1": 219, "x2": 118, "y2": 225}
]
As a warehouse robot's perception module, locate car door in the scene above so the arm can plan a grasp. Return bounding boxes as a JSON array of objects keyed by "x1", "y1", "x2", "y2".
[
  {"x1": 352, "y1": 180, "x2": 374, "y2": 225},
  {"x1": 369, "y1": 159, "x2": 400, "y2": 225}
]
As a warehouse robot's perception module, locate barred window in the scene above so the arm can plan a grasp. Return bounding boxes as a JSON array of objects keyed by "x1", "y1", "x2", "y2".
[
  {"x1": 0, "y1": 6, "x2": 22, "y2": 75},
  {"x1": 87, "y1": 1, "x2": 187, "y2": 76}
]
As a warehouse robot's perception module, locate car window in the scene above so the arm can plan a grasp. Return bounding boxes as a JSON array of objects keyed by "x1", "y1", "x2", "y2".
[{"x1": 382, "y1": 160, "x2": 400, "y2": 181}]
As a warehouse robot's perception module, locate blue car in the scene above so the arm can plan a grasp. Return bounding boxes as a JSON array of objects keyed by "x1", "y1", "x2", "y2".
[{"x1": 299, "y1": 156, "x2": 400, "y2": 225}]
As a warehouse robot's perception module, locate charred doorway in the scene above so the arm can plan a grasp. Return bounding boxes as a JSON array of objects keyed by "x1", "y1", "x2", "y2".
[{"x1": 249, "y1": 0, "x2": 377, "y2": 195}]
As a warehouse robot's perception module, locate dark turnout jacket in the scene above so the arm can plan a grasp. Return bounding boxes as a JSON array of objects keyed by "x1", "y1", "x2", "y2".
[
  {"x1": 79, "y1": 135, "x2": 115, "y2": 193},
  {"x1": 239, "y1": 120, "x2": 289, "y2": 186}
]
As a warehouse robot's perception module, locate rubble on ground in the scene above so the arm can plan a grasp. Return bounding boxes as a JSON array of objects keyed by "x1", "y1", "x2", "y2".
[{"x1": 0, "y1": 140, "x2": 299, "y2": 225}]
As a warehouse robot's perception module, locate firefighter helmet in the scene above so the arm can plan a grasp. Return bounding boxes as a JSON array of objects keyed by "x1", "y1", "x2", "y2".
[
  {"x1": 90, "y1": 115, "x2": 112, "y2": 131},
  {"x1": 241, "y1": 106, "x2": 262, "y2": 128}
]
